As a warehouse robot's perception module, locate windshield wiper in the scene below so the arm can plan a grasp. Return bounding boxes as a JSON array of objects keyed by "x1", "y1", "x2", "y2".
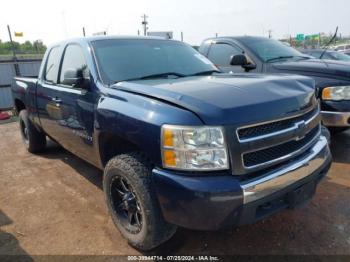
[
  {"x1": 186, "y1": 69, "x2": 221, "y2": 76},
  {"x1": 266, "y1": 55, "x2": 311, "y2": 63},
  {"x1": 266, "y1": 56, "x2": 294, "y2": 62},
  {"x1": 115, "y1": 72, "x2": 185, "y2": 83},
  {"x1": 295, "y1": 56, "x2": 312, "y2": 60}
]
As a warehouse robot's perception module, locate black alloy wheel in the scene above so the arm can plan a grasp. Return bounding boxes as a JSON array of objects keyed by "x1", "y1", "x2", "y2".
[{"x1": 110, "y1": 176, "x2": 143, "y2": 234}]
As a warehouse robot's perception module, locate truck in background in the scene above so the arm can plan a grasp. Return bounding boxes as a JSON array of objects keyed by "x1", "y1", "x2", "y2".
[{"x1": 199, "y1": 36, "x2": 350, "y2": 133}]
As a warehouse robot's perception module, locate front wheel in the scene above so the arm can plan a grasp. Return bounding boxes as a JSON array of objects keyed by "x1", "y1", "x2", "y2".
[{"x1": 103, "y1": 153, "x2": 177, "y2": 250}]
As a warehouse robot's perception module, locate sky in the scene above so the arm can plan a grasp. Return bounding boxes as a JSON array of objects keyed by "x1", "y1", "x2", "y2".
[{"x1": 0, "y1": 0, "x2": 349, "y2": 46}]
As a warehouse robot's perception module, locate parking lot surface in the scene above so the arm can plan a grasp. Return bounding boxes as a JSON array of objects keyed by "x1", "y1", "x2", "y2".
[{"x1": 0, "y1": 121, "x2": 349, "y2": 256}]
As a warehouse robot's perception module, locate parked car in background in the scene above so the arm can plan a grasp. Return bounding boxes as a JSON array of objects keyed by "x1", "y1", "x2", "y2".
[
  {"x1": 199, "y1": 36, "x2": 350, "y2": 133},
  {"x1": 12, "y1": 36, "x2": 332, "y2": 250},
  {"x1": 334, "y1": 44, "x2": 350, "y2": 52},
  {"x1": 301, "y1": 49, "x2": 350, "y2": 62}
]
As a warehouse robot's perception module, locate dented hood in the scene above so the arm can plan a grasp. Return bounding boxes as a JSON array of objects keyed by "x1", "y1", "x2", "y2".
[{"x1": 112, "y1": 74, "x2": 317, "y2": 126}]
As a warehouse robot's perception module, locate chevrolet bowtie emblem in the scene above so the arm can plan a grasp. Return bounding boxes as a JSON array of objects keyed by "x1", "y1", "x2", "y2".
[{"x1": 296, "y1": 121, "x2": 307, "y2": 141}]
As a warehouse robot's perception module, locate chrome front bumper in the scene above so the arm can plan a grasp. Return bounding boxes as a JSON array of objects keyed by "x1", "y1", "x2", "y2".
[
  {"x1": 241, "y1": 136, "x2": 331, "y2": 204},
  {"x1": 321, "y1": 111, "x2": 350, "y2": 127}
]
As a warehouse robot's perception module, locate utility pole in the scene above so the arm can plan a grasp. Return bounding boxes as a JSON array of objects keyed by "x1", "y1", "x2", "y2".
[
  {"x1": 268, "y1": 29, "x2": 272, "y2": 39},
  {"x1": 7, "y1": 25, "x2": 16, "y2": 58},
  {"x1": 141, "y1": 14, "x2": 148, "y2": 36},
  {"x1": 61, "y1": 10, "x2": 68, "y2": 37},
  {"x1": 82, "y1": 27, "x2": 86, "y2": 37},
  {"x1": 137, "y1": 30, "x2": 140, "y2": 36},
  {"x1": 181, "y1": 32, "x2": 184, "y2": 42},
  {"x1": 215, "y1": 33, "x2": 218, "y2": 38},
  {"x1": 318, "y1": 32, "x2": 321, "y2": 48},
  {"x1": 7, "y1": 25, "x2": 20, "y2": 76}
]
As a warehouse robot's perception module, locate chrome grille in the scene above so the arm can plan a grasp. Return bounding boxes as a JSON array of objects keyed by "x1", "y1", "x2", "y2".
[
  {"x1": 243, "y1": 125, "x2": 320, "y2": 168},
  {"x1": 237, "y1": 107, "x2": 318, "y2": 141},
  {"x1": 235, "y1": 105, "x2": 321, "y2": 173}
]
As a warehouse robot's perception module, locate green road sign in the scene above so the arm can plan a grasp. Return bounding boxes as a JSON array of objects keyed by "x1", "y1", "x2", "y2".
[{"x1": 296, "y1": 34, "x2": 305, "y2": 41}]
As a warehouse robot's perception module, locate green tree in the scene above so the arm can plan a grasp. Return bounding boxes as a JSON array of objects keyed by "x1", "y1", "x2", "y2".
[{"x1": 0, "y1": 39, "x2": 47, "y2": 55}]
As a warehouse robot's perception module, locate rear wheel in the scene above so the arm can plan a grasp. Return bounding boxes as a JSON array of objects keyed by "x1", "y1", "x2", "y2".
[
  {"x1": 103, "y1": 152, "x2": 177, "y2": 250},
  {"x1": 19, "y1": 110, "x2": 46, "y2": 153}
]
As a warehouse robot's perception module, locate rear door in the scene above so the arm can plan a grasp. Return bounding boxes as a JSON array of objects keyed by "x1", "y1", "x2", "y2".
[{"x1": 36, "y1": 45, "x2": 65, "y2": 140}]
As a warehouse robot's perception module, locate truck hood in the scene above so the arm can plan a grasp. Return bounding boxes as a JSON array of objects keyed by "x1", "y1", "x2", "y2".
[
  {"x1": 112, "y1": 74, "x2": 316, "y2": 125},
  {"x1": 272, "y1": 59, "x2": 350, "y2": 79}
]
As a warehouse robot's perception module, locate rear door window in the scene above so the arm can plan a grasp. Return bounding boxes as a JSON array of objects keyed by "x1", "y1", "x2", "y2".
[{"x1": 44, "y1": 46, "x2": 61, "y2": 83}]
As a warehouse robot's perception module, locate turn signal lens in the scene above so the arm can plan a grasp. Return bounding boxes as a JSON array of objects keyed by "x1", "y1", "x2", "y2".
[
  {"x1": 322, "y1": 88, "x2": 332, "y2": 100},
  {"x1": 163, "y1": 129, "x2": 174, "y2": 147},
  {"x1": 163, "y1": 150, "x2": 177, "y2": 167}
]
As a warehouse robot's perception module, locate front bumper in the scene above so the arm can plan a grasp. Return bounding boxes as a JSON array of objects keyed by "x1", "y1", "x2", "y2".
[
  {"x1": 321, "y1": 111, "x2": 350, "y2": 127},
  {"x1": 152, "y1": 136, "x2": 332, "y2": 230}
]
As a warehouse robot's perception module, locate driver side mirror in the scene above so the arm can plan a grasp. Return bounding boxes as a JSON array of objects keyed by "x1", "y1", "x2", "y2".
[
  {"x1": 62, "y1": 68, "x2": 88, "y2": 88},
  {"x1": 230, "y1": 54, "x2": 248, "y2": 66},
  {"x1": 230, "y1": 54, "x2": 256, "y2": 71}
]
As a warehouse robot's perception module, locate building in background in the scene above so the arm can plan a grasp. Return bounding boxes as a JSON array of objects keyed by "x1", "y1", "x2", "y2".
[{"x1": 147, "y1": 31, "x2": 173, "y2": 40}]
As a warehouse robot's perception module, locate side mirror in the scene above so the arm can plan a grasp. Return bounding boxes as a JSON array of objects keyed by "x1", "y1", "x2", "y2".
[
  {"x1": 230, "y1": 54, "x2": 256, "y2": 71},
  {"x1": 62, "y1": 68, "x2": 85, "y2": 87},
  {"x1": 230, "y1": 54, "x2": 248, "y2": 66}
]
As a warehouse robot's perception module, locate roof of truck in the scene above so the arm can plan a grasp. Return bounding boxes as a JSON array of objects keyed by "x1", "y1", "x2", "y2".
[
  {"x1": 48, "y1": 35, "x2": 179, "y2": 49},
  {"x1": 202, "y1": 35, "x2": 269, "y2": 43},
  {"x1": 55, "y1": 35, "x2": 173, "y2": 44}
]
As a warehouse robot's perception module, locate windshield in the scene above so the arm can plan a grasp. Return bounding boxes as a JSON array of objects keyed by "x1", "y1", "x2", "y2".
[
  {"x1": 330, "y1": 52, "x2": 350, "y2": 61},
  {"x1": 92, "y1": 39, "x2": 217, "y2": 84},
  {"x1": 241, "y1": 38, "x2": 306, "y2": 62}
]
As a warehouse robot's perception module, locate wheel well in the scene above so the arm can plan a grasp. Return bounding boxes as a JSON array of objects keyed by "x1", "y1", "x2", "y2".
[
  {"x1": 99, "y1": 132, "x2": 141, "y2": 167},
  {"x1": 14, "y1": 99, "x2": 26, "y2": 113}
]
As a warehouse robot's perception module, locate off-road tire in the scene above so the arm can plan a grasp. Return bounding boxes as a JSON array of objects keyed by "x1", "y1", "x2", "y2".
[
  {"x1": 103, "y1": 152, "x2": 177, "y2": 250},
  {"x1": 19, "y1": 110, "x2": 46, "y2": 153}
]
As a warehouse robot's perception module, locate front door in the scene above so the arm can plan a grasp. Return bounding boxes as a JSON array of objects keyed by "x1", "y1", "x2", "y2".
[{"x1": 53, "y1": 44, "x2": 97, "y2": 163}]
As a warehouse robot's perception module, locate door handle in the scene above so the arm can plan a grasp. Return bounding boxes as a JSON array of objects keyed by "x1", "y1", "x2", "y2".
[
  {"x1": 52, "y1": 97, "x2": 62, "y2": 103},
  {"x1": 52, "y1": 97, "x2": 62, "y2": 106}
]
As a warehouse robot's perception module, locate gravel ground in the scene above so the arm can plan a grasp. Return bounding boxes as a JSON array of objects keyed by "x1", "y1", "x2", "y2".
[{"x1": 0, "y1": 122, "x2": 349, "y2": 256}]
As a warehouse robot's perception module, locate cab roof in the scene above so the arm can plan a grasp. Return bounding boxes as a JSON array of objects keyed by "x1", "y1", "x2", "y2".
[{"x1": 51, "y1": 35, "x2": 175, "y2": 47}]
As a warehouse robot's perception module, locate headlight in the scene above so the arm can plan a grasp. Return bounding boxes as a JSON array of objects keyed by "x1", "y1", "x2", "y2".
[
  {"x1": 322, "y1": 86, "x2": 350, "y2": 101},
  {"x1": 161, "y1": 125, "x2": 229, "y2": 171}
]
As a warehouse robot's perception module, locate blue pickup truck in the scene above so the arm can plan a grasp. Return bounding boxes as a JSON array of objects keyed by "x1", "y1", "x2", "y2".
[{"x1": 12, "y1": 36, "x2": 331, "y2": 250}]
